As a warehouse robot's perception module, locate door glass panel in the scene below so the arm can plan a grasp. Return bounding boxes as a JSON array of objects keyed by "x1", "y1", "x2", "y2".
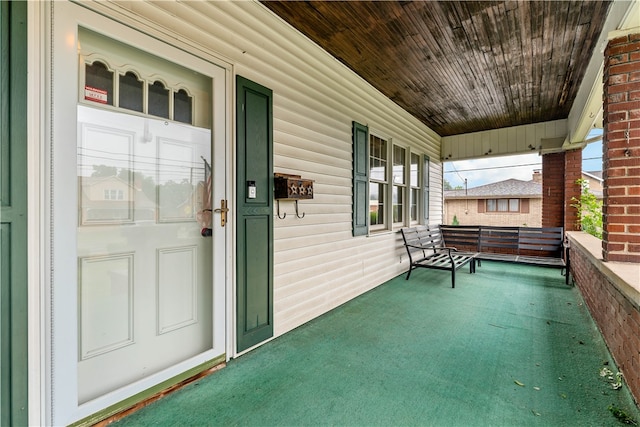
[
  {"x1": 174, "y1": 89, "x2": 193, "y2": 124},
  {"x1": 119, "y1": 71, "x2": 143, "y2": 112},
  {"x1": 77, "y1": 104, "x2": 213, "y2": 403},
  {"x1": 85, "y1": 61, "x2": 113, "y2": 105},
  {"x1": 148, "y1": 80, "x2": 170, "y2": 119}
]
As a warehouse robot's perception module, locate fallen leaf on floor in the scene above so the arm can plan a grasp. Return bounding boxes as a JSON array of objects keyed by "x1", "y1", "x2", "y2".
[{"x1": 514, "y1": 380, "x2": 525, "y2": 387}]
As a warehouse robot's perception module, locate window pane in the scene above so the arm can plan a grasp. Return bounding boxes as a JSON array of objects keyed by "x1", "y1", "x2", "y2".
[
  {"x1": 509, "y1": 198, "x2": 519, "y2": 212},
  {"x1": 410, "y1": 188, "x2": 418, "y2": 221},
  {"x1": 497, "y1": 199, "x2": 508, "y2": 212},
  {"x1": 393, "y1": 145, "x2": 405, "y2": 185},
  {"x1": 410, "y1": 153, "x2": 419, "y2": 187},
  {"x1": 174, "y1": 89, "x2": 193, "y2": 124},
  {"x1": 369, "y1": 182, "x2": 385, "y2": 226},
  {"x1": 148, "y1": 80, "x2": 169, "y2": 119},
  {"x1": 119, "y1": 72, "x2": 143, "y2": 112},
  {"x1": 369, "y1": 136, "x2": 387, "y2": 182},
  {"x1": 393, "y1": 186, "x2": 403, "y2": 223},
  {"x1": 85, "y1": 61, "x2": 113, "y2": 105},
  {"x1": 487, "y1": 199, "x2": 496, "y2": 212}
]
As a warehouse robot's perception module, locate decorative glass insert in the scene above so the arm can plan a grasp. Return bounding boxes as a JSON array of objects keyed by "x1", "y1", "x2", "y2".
[
  {"x1": 148, "y1": 81, "x2": 170, "y2": 119},
  {"x1": 85, "y1": 61, "x2": 113, "y2": 105},
  {"x1": 174, "y1": 89, "x2": 193, "y2": 124},
  {"x1": 119, "y1": 72, "x2": 143, "y2": 112}
]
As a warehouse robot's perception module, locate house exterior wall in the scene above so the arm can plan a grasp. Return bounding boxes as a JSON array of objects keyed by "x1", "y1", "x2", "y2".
[
  {"x1": 53, "y1": 0, "x2": 444, "y2": 341},
  {"x1": 444, "y1": 198, "x2": 542, "y2": 227},
  {"x1": 34, "y1": 3, "x2": 445, "y2": 422}
]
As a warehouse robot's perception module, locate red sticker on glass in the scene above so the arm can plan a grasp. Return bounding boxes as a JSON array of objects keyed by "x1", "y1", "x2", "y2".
[{"x1": 84, "y1": 86, "x2": 108, "y2": 104}]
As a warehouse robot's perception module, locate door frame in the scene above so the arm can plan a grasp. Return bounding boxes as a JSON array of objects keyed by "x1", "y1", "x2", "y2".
[{"x1": 39, "y1": 2, "x2": 234, "y2": 424}]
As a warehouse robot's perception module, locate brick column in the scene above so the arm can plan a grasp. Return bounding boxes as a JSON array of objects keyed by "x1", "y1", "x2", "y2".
[
  {"x1": 542, "y1": 152, "x2": 565, "y2": 228},
  {"x1": 564, "y1": 149, "x2": 582, "y2": 233},
  {"x1": 602, "y1": 32, "x2": 640, "y2": 263},
  {"x1": 542, "y1": 150, "x2": 582, "y2": 232}
]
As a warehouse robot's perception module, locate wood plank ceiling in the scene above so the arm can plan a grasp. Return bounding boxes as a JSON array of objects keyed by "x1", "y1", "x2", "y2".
[{"x1": 261, "y1": 1, "x2": 612, "y2": 137}]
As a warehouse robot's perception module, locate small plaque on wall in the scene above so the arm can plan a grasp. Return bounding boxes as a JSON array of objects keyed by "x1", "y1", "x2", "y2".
[{"x1": 274, "y1": 173, "x2": 313, "y2": 200}]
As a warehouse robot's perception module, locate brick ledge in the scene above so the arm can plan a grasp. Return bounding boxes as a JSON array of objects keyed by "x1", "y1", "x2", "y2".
[{"x1": 567, "y1": 231, "x2": 640, "y2": 308}]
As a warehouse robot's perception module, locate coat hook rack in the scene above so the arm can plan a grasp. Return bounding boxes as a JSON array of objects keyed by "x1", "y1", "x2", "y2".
[{"x1": 274, "y1": 173, "x2": 313, "y2": 219}]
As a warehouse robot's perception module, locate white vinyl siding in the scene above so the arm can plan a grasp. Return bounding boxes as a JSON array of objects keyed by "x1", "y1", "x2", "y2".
[{"x1": 69, "y1": 0, "x2": 443, "y2": 339}]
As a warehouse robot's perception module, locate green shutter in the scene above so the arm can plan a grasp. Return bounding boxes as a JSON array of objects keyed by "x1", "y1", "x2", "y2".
[
  {"x1": 352, "y1": 122, "x2": 369, "y2": 236},
  {"x1": 236, "y1": 76, "x2": 274, "y2": 352},
  {"x1": 0, "y1": 2, "x2": 28, "y2": 425}
]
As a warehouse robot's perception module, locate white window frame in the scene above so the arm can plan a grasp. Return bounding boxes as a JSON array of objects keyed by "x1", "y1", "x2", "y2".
[
  {"x1": 409, "y1": 152, "x2": 421, "y2": 224},
  {"x1": 368, "y1": 132, "x2": 424, "y2": 232},
  {"x1": 392, "y1": 144, "x2": 407, "y2": 227},
  {"x1": 368, "y1": 133, "x2": 388, "y2": 231}
]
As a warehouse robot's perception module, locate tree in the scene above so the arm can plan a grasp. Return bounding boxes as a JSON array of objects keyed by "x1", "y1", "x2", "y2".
[
  {"x1": 571, "y1": 178, "x2": 603, "y2": 239},
  {"x1": 443, "y1": 179, "x2": 453, "y2": 190}
]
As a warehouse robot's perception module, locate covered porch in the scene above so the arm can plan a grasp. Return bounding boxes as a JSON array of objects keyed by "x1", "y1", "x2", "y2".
[{"x1": 110, "y1": 260, "x2": 639, "y2": 426}]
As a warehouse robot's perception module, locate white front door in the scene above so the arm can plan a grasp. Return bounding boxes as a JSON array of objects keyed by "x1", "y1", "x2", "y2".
[
  {"x1": 76, "y1": 106, "x2": 216, "y2": 403},
  {"x1": 49, "y1": 3, "x2": 228, "y2": 424}
]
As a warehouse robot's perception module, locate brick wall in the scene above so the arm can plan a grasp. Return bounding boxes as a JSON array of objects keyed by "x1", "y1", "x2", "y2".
[
  {"x1": 444, "y1": 198, "x2": 542, "y2": 227},
  {"x1": 570, "y1": 240, "x2": 640, "y2": 404},
  {"x1": 602, "y1": 32, "x2": 640, "y2": 263},
  {"x1": 542, "y1": 153, "x2": 565, "y2": 228}
]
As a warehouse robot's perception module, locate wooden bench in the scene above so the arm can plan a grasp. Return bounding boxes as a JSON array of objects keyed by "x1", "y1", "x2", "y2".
[
  {"x1": 400, "y1": 225, "x2": 475, "y2": 288},
  {"x1": 440, "y1": 225, "x2": 568, "y2": 283}
]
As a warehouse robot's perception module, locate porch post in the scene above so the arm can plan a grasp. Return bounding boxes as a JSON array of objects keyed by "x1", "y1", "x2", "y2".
[
  {"x1": 542, "y1": 150, "x2": 581, "y2": 231},
  {"x1": 602, "y1": 31, "x2": 640, "y2": 263},
  {"x1": 542, "y1": 153, "x2": 564, "y2": 228},
  {"x1": 564, "y1": 149, "x2": 582, "y2": 233}
]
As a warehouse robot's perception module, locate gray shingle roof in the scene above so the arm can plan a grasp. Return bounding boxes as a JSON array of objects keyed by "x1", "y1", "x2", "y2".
[{"x1": 445, "y1": 179, "x2": 541, "y2": 199}]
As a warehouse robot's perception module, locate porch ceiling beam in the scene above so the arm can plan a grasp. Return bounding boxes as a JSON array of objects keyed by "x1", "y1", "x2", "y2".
[{"x1": 440, "y1": 120, "x2": 566, "y2": 161}]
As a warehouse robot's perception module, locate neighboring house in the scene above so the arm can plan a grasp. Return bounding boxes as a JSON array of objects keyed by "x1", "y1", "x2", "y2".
[
  {"x1": 444, "y1": 173, "x2": 543, "y2": 227},
  {"x1": 583, "y1": 170, "x2": 604, "y2": 199},
  {"x1": 444, "y1": 170, "x2": 604, "y2": 227}
]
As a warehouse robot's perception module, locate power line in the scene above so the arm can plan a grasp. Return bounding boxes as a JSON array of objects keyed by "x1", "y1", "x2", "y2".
[
  {"x1": 444, "y1": 156, "x2": 602, "y2": 174},
  {"x1": 444, "y1": 162, "x2": 541, "y2": 173}
]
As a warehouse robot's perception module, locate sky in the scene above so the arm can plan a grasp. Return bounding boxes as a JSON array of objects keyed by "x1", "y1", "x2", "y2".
[{"x1": 444, "y1": 129, "x2": 603, "y2": 189}]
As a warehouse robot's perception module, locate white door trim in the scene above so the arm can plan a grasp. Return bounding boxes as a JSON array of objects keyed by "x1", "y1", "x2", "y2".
[{"x1": 45, "y1": 2, "x2": 232, "y2": 424}]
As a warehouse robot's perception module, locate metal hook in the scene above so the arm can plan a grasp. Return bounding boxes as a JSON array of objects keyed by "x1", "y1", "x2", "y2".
[
  {"x1": 276, "y1": 200, "x2": 287, "y2": 219},
  {"x1": 294, "y1": 200, "x2": 305, "y2": 219}
]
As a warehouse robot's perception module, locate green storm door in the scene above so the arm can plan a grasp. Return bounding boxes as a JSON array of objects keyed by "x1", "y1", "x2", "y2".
[{"x1": 236, "y1": 76, "x2": 274, "y2": 352}]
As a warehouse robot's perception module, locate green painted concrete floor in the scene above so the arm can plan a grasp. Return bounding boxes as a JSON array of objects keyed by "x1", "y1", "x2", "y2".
[{"x1": 115, "y1": 262, "x2": 640, "y2": 426}]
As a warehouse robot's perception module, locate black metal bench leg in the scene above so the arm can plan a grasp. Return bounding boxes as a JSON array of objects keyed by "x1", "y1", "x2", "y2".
[
  {"x1": 451, "y1": 268, "x2": 456, "y2": 288},
  {"x1": 406, "y1": 267, "x2": 412, "y2": 280}
]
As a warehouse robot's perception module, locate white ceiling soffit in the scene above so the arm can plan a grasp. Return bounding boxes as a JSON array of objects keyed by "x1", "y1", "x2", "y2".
[{"x1": 566, "y1": 0, "x2": 640, "y2": 149}]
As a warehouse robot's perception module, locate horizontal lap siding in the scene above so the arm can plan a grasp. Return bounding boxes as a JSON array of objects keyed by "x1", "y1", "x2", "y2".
[{"x1": 105, "y1": 0, "x2": 441, "y2": 337}]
